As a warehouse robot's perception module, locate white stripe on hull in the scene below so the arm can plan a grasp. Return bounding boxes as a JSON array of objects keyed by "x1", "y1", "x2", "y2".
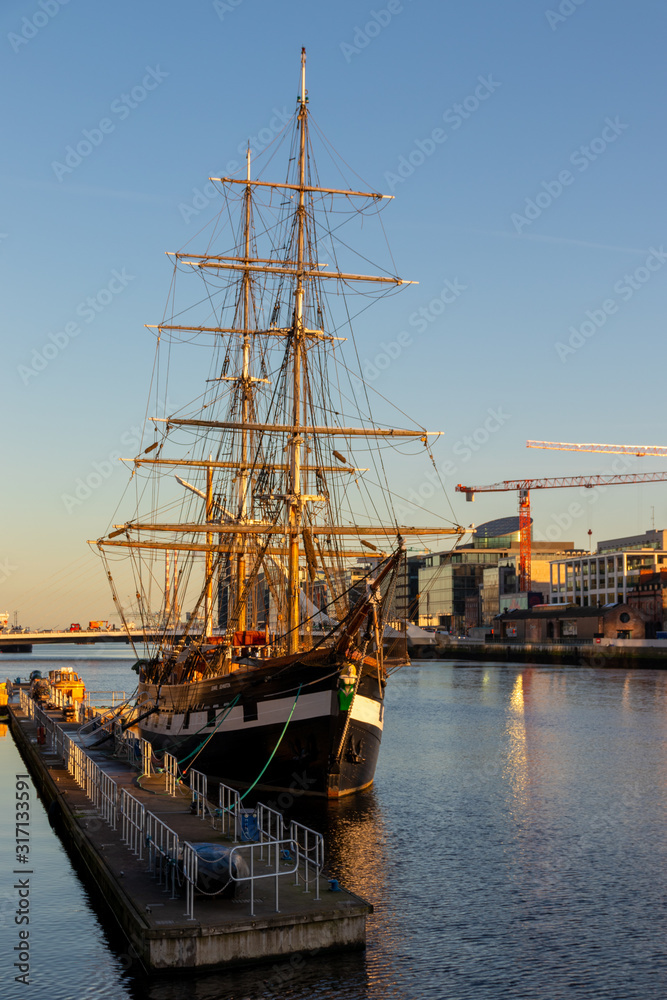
[
  {"x1": 350, "y1": 693, "x2": 384, "y2": 731},
  {"x1": 140, "y1": 689, "x2": 337, "y2": 737}
]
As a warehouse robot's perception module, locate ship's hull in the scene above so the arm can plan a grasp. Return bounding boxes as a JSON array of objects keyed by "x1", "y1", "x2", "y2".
[{"x1": 136, "y1": 653, "x2": 386, "y2": 798}]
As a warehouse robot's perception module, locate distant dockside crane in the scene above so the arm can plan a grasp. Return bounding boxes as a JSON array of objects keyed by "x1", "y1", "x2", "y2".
[
  {"x1": 527, "y1": 440, "x2": 667, "y2": 458},
  {"x1": 456, "y1": 471, "x2": 667, "y2": 592}
]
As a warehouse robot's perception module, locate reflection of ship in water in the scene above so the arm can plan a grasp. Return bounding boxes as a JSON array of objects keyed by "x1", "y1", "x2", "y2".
[
  {"x1": 287, "y1": 788, "x2": 410, "y2": 988},
  {"x1": 295, "y1": 790, "x2": 389, "y2": 896}
]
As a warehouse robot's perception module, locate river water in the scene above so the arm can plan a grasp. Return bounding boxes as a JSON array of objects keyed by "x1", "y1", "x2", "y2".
[{"x1": 2, "y1": 647, "x2": 667, "y2": 999}]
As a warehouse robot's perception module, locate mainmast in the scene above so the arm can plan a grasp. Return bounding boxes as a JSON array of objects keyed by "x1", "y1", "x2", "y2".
[
  {"x1": 287, "y1": 47, "x2": 308, "y2": 654},
  {"x1": 237, "y1": 146, "x2": 253, "y2": 632}
]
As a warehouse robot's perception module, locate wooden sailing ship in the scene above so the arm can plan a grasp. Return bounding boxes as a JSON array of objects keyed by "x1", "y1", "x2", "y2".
[{"x1": 92, "y1": 50, "x2": 462, "y2": 797}]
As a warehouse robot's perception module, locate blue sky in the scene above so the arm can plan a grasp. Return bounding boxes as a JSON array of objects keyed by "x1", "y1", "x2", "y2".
[{"x1": 2, "y1": 0, "x2": 667, "y2": 626}]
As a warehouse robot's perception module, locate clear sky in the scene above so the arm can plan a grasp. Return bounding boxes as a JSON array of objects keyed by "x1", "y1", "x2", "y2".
[{"x1": 2, "y1": 0, "x2": 667, "y2": 627}]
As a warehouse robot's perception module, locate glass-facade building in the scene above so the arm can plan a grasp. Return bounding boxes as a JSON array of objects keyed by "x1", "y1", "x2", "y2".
[{"x1": 550, "y1": 549, "x2": 667, "y2": 606}]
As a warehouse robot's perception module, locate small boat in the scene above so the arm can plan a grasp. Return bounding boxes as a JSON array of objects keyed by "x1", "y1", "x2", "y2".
[
  {"x1": 46, "y1": 667, "x2": 86, "y2": 718},
  {"x1": 0, "y1": 682, "x2": 8, "y2": 719}
]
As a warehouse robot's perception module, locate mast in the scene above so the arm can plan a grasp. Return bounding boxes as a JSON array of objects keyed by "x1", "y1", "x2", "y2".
[
  {"x1": 204, "y1": 462, "x2": 213, "y2": 637},
  {"x1": 173, "y1": 551, "x2": 179, "y2": 622},
  {"x1": 236, "y1": 146, "x2": 252, "y2": 632},
  {"x1": 164, "y1": 551, "x2": 171, "y2": 621},
  {"x1": 287, "y1": 47, "x2": 307, "y2": 654}
]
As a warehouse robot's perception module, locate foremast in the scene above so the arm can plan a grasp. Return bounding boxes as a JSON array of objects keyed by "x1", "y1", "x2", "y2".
[{"x1": 287, "y1": 47, "x2": 308, "y2": 653}]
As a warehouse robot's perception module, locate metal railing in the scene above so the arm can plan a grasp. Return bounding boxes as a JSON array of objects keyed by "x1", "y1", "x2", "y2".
[
  {"x1": 139, "y1": 738, "x2": 153, "y2": 776},
  {"x1": 257, "y1": 802, "x2": 285, "y2": 859},
  {"x1": 182, "y1": 842, "x2": 198, "y2": 920},
  {"x1": 78, "y1": 706, "x2": 120, "y2": 737},
  {"x1": 290, "y1": 820, "x2": 323, "y2": 899},
  {"x1": 145, "y1": 812, "x2": 179, "y2": 898},
  {"x1": 164, "y1": 752, "x2": 179, "y2": 796},
  {"x1": 31, "y1": 700, "x2": 56, "y2": 747},
  {"x1": 228, "y1": 838, "x2": 299, "y2": 916},
  {"x1": 120, "y1": 788, "x2": 146, "y2": 860},
  {"x1": 84, "y1": 690, "x2": 127, "y2": 708},
  {"x1": 189, "y1": 768, "x2": 208, "y2": 819},
  {"x1": 217, "y1": 782, "x2": 241, "y2": 838},
  {"x1": 99, "y1": 770, "x2": 118, "y2": 830},
  {"x1": 115, "y1": 730, "x2": 141, "y2": 769},
  {"x1": 17, "y1": 689, "x2": 327, "y2": 921}
]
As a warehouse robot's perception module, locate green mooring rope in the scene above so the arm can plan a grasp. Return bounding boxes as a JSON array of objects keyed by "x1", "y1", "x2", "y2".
[{"x1": 240, "y1": 683, "x2": 303, "y2": 801}]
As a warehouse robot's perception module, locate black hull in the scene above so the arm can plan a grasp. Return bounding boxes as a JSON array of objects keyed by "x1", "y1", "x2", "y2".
[
  {"x1": 141, "y1": 715, "x2": 382, "y2": 799},
  {"x1": 136, "y1": 653, "x2": 386, "y2": 798}
]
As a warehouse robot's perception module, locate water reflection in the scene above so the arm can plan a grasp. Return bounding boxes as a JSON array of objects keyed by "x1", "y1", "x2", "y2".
[
  {"x1": 504, "y1": 671, "x2": 528, "y2": 802},
  {"x1": 6, "y1": 658, "x2": 667, "y2": 998}
]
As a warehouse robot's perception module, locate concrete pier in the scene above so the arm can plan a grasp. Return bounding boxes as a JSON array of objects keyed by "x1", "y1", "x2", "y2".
[{"x1": 8, "y1": 699, "x2": 371, "y2": 973}]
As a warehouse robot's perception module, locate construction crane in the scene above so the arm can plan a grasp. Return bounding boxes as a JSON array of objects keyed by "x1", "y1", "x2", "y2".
[
  {"x1": 456, "y1": 471, "x2": 667, "y2": 592},
  {"x1": 527, "y1": 440, "x2": 667, "y2": 458}
]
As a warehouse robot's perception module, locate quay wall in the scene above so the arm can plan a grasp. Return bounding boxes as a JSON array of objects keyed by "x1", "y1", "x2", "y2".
[
  {"x1": 7, "y1": 706, "x2": 156, "y2": 970},
  {"x1": 432, "y1": 640, "x2": 667, "y2": 667}
]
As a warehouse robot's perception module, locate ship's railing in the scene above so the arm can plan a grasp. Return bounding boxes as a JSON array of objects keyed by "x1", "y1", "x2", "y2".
[
  {"x1": 216, "y1": 782, "x2": 241, "y2": 838},
  {"x1": 189, "y1": 768, "x2": 209, "y2": 819},
  {"x1": 145, "y1": 812, "x2": 179, "y2": 898},
  {"x1": 182, "y1": 842, "x2": 198, "y2": 921},
  {"x1": 20, "y1": 688, "x2": 33, "y2": 717},
  {"x1": 228, "y1": 838, "x2": 299, "y2": 917},
  {"x1": 120, "y1": 788, "x2": 145, "y2": 860},
  {"x1": 290, "y1": 820, "x2": 324, "y2": 899}
]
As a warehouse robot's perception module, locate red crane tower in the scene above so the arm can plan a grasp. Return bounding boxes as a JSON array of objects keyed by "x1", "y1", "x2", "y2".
[{"x1": 456, "y1": 470, "x2": 667, "y2": 592}]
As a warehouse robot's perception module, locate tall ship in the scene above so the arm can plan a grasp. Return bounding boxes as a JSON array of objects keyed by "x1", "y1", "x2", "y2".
[{"x1": 92, "y1": 51, "x2": 461, "y2": 797}]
